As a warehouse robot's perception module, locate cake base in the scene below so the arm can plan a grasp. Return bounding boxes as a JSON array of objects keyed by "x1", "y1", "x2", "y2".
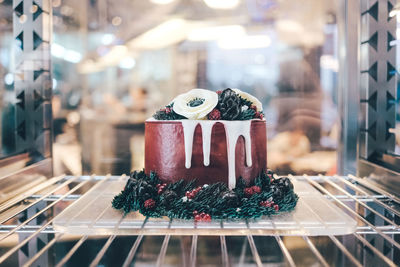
[{"x1": 112, "y1": 169, "x2": 298, "y2": 221}]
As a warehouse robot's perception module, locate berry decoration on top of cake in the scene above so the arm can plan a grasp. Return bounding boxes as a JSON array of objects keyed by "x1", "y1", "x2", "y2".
[{"x1": 112, "y1": 88, "x2": 298, "y2": 220}]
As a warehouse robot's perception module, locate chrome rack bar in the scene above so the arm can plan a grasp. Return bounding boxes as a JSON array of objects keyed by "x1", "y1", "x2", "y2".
[
  {"x1": 156, "y1": 235, "x2": 170, "y2": 267},
  {"x1": 189, "y1": 235, "x2": 198, "y2": 267},
  {"x1": 247, "y1": 235, "x2": 262, "y2": 267},
  {"x1": 347, "y1": 175, "x2": 400, "y2": 204},
  {"x1": 88, "y1": 235, "x2": 117, "y2": 267},
  {"x1": 343, "y1": 175, "x2": 400, "y2": 217},
  {"x1": 122, "y1": 235, "x2": 144, "y2": 267},
  {"x1": 55, "y1": 236, "x2": 88, "y2": 267},
  {"x1": 274, "y1": 235, "x2": 296, "y2": 267},
  {"x1": 0, "y1": 176, "x2": 91, "y2": 243},
  {"x1": 22, "y1": 233, "x2": 63, "y2": 267},
  {"x1": 220, "y1": 236, "x2": 228, "y2": 267},
  {"x1": 0, "y1": 175, "x2": 65, "y2": 214},
  {"x1": 88, "y1": 214, "x2": 126, "y2": 267},
  {"x1": 320, "y1": 175, "x2": 399, "y2": 228},
  {"x1": 27, "y1": 194, "x2": 81, "y2": 201},
  {"x1": 0, "y1": 175, "x2": 79, "y2": 224},
  {"x1": 302, "y1": 174, "x2": 400, "y2": 250},
  {"x1": 0, "y1": 175, "x2": 99, "y2": 265},
  {"x1": 302, "y1": 236, "x2": 329, "y2": 267},
  {"x1": 352, "y1": 233, "x2": 397, "y2": 267},
  {"x1": 122, "y1": 216, "x2": 148, "y2": 267},
  {"x1": 55, "y1": 174, "x2": 120, "y2": 267},
  {"x1": 328, "y1": 235, "x2": 362, "y2": 267}
]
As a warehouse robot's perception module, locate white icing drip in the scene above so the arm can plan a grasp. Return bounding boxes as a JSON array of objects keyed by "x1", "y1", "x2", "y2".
[
  {"x1": 181, "y1": 120, "x2": 198, "y2": 169},
  {"x1": 199, "y1": 121, "x2": 214, "y2": 166},
  {"x1": 180, "y1": 119, "x2": 254, "y2": 189},
  {"x1": 222, "y1": 120, "x2": 252, "y2": 189}
]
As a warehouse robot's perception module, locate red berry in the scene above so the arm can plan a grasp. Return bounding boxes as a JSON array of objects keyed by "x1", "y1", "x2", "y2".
[
  {"x1": 216, "y1": 90, "x2": 222, "y2": 94},
  {"x1": 193, "y1": 210, "x2": 198, "y2": 215},
  {"x1": 244, "y1": 187, "x2": 254, "y2": 196},
  {"x1": 250, "y1": 105, "x2": 257, "y2": 111},
  {"x1": 165, "y1": 107, "x2": 171, "y2": 114},
  {"x1": 252, "y1": 186, "x2": 261, "y2": 194},
  {"x1": 144, "y1": 199, "x2": 156, "y2": 209},
  {"x1": 274, "y1": 204, "x2": 279, "y2": 211},
  {"x1": 208, "y1": 108, "x2": 221, "y2": 120},
  {"x1": 194, "y1": 215, "x2": 201, "y2": 221}
]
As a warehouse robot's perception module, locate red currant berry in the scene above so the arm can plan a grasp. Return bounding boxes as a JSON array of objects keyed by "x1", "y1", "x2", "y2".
[
  {"x1": 244, "y1": 188, "x2": 253, "y2": 196},
  {"x1": 252, "y1": 186, "x2": 261, "y2": 194}
]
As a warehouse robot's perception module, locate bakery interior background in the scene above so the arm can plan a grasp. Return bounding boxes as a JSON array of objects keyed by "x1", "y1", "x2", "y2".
[{"x1": 0, "y1": 0, "x2": 398, "y2": 176}]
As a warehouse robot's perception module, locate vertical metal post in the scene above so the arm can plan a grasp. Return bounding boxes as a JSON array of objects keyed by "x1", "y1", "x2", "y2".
[
  {"x1": 13, "y1": 0, "x2": 53, "y2": 162},
  {"x1": 358, "y1": 0, "x2": 397, "y2": 159},
  {"x1": 12, "y1": 0, "x2": 53, "y2": 265},
  {"x1": 337, "y1": 0, "x2": 361, "y2": 175}
]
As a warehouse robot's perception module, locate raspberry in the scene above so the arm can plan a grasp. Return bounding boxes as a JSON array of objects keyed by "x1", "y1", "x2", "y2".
[
  {"x1": 252, "y1": 186, "x2": 261, "y2": 194},
  {"x1": 208, "y1": 109, "x2": 221, "y2": 120},
  {"x1": 273, "y1": 204, "x2": 279, "y2": 211},
  {"x1": 194, "y1": 215, "x2": 202, "y2": 221},
  {"x1": 144, "y1": 199, "x2": 156, "y2": 209}
]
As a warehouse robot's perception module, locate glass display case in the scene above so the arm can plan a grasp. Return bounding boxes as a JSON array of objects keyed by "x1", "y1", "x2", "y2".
[{"x1": 0, "y1": 0, "x2": 398, "y2": 266}]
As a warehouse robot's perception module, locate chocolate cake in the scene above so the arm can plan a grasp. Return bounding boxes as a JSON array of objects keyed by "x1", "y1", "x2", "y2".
[
  {"x1": 112, "y1": 88, "x2": 298, "y2": 221},
  {"x1": 145, "y1": 119, "x2": 266, "y2": 188}
]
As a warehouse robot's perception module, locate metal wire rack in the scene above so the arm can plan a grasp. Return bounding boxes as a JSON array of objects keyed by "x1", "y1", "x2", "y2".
[{"x1": 0, "y1": 174, "x2": 399, "y2": 267}]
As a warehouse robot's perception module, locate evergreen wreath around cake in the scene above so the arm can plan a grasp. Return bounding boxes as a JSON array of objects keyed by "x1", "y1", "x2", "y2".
[
  {"x1": 112, "y1": 169, "x2": 298, "y2": 220},
  {"x1": 112, "y1": 88, "x2": 298, "y2": 221}
]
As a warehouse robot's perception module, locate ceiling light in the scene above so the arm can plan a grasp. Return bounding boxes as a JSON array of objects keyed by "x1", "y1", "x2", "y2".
[
  {"x1": 217, "y1": 35, "x2": 271, "y2": 49},
  {"x1": 129, "y1": 19, "x2": 188, "y2": 50},
  {"x1": 150, "y1": 0, "x2": 175, "y2": 4},
  {"x1": 119, "y1": 57, "x2": 136, "y2": 69},
  {"x1": 51, "y1": 43, "x2": 82, "y2": 63},
  {"x1": 101, "y1": 34, "x2": 115, "y2": 45},
  {"x1": 187, "y1": 25, "x2": 245, "y2": 41},
  {"x1": 64, "y1": 50, "x2": 82, "y2": 63},
  {"x1": 51, "y1": 43, "x2": 66, "y2": 58},
  {"x1": 203, "y1": 0, "x2": 240, "y2": 9}
]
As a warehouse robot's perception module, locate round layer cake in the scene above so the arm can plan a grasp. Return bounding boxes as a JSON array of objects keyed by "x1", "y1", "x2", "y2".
[{"x1": 145, "y1": 119, "x2": 266, "y2": 188}]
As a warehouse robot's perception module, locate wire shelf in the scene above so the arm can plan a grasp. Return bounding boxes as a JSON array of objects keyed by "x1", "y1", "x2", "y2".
[
  {"x1": 52, "y1": 176, "x2": 357, "y2": 236},
  {"x1": 0, "y1": 174, "x2": 399, "y2": 267}
]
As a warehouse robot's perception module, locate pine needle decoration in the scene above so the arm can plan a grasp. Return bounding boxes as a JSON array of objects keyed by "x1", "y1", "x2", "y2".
[{"x1": 112, "y1": 169, "x2": 298, "y2": 220}]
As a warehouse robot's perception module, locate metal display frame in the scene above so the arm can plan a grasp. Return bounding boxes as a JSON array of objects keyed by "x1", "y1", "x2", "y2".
[
  {"x1": 12, "y1": 0, "x2": 53, "y2": 167},
  {"x1": 338, "y1": 0, "x2": 400, "y2": 195}
]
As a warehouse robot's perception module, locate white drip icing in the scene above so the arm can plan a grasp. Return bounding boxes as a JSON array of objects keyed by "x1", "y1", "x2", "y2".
[
  {"x1": 222, "y1": 121, "x2": 252, "y2": 189},
  {"x1": 200, "y1": 121, "x2": 214, "y2": 166},
  {"x1": 180, "y1": 120, "x2": 254, "y2": 189},
  {"x1": 181, "y1": 120, "x2": 198, "y2": 168}
]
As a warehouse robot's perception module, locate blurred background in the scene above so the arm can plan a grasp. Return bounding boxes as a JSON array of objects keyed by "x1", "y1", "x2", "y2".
[{"x1": 0, "y1": 0, "x2": 397, "y2": 177}]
